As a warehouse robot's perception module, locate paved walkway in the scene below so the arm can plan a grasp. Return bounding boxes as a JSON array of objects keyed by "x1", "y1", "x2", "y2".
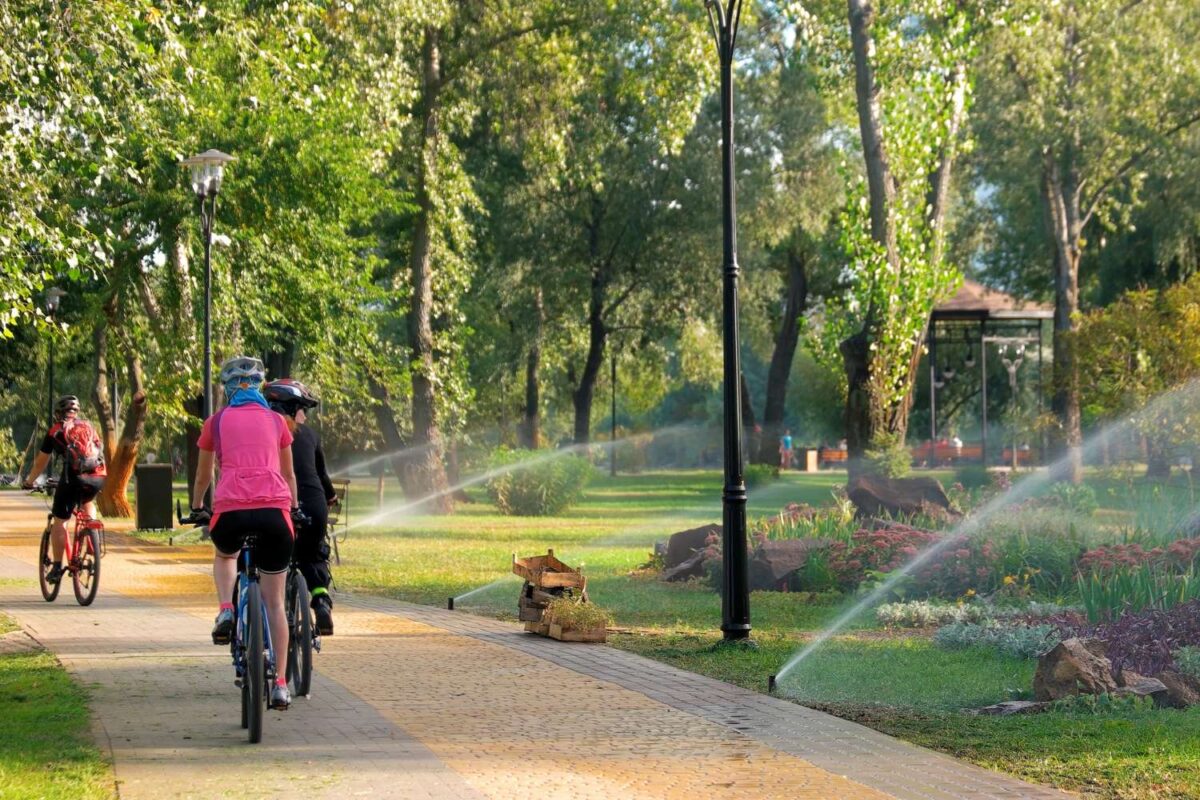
[{"x1": 0, "y1": 491, "x2": 1069, "y2": 799}]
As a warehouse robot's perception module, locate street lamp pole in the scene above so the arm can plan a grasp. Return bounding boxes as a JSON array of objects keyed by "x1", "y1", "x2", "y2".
[
  {"x1": 707, "y1": 0, "x2": 750, "y2": 642},
  {"x1": 45, "y1": 287, "x2": 66, "y2": 428},
  {"x1": 180, "y1": 150, "x2": 235, "y2": 421},
  {"x1": 610, "y1": 345, "x2": 617, "y2": 478}
]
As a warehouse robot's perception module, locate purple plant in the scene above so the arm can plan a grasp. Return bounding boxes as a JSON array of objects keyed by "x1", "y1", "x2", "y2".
[{"x1": 1046, "y1": 601, "x2": 1200, "y2": 676}]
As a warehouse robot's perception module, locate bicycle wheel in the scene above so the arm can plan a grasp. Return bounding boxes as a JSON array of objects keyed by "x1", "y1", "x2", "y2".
[
  {"x1": 72, "y1": 527, "x2": 101, "y2": 606},
  {"x1": 38, "y1": 525, "x2": 61, "y2": 602},
  {"x1": 287, "y1": 571, "x2": 313, "y2": 697},
  {"x1": 245, "y1": 582, "x2": 265, "y2": 744}
]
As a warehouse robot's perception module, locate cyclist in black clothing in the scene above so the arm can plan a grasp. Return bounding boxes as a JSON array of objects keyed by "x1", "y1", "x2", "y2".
[{"x1": 264, "y1": 379, "x2": 338, "y2": 634}]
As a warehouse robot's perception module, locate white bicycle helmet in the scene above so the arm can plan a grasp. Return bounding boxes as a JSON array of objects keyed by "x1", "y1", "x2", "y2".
[{"x1": 218, "y1": 355, "x2": 265, "y2": 388}]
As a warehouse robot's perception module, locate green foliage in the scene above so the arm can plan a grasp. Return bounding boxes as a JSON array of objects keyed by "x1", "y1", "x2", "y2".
[
  {"x1": 1078, "y1": 563, "x2": 1200, "y2": 623},
  {"x1": 876, "y1": 600, "x2": 989, "y2": 628},
  {"x1": 485, "y1": 449, "x2": 594, "y2": 516},
  {"x1": 1045, "y1": 482, "x2": 1099, "y2": 516},
  {"x1": 955, "y1": 465, "x2": 991, "y2": 491},
  {"x1": 1173, "y1": 646, "x2": 1200, "y2": 682},
  {"x1": 743, "y1": 463, "x2": 780, "y2": 489},
  {"x1": 934, "y1": 621, "x2": 1062, "y2": 660},
  {"x1": 862, "y1": 432, "x2": 911, "y2": 479},
  {"x1": 1073, "y1": 275, "x2": 1200, "y2": 465},
  {"x1": 978, "y1": 507, "x2": 1095, "y2": 596}
]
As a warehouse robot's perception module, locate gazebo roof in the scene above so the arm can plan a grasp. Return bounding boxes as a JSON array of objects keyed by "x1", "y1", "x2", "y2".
[{"x1": 933, "y1": 278, "x2": 1053, "y2": 320}]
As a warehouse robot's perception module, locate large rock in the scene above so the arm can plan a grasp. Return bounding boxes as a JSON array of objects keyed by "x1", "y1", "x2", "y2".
[
  {"x1": 969, "y1": 700, "x2": 1052, "y2": 716},
  {"x1": 1156, "y1": 671, "x2": 1200, "y2": 708},
  {"x1": 748, "y1": 539, "x2": 832, "y2": 590},
  {"x1": 661, "y1": 550, "x2": 709, "y2": 583},
  {"x1": 1114, "y1": 669, "x2": 1168, "y2": 702},
  {"x1": 1034, "y1": 638, "x2": 1119, "y2": 701},
  {"x1": 665, "y1": 523, "x2": 720, "y2": 570},
  {"x1": 847, "y1": 475, "x2": 957, "y2": 520}
]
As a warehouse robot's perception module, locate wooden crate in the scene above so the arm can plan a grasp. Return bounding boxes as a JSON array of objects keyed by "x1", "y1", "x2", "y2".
[{"x1": 547, "y1": 622, "x2": 607, "y2": 643}]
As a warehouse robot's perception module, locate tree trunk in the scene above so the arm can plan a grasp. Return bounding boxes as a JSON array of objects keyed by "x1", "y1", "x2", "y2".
[
  {"x1": 840, "y1": 330, "x2": 872, "y2": 471},
  {"x1": 1146, "y1": 436, "x2": 1172, "y2": 479},
  {"x1": 1043, "y1": 151, "x2": 1084, "y2": 483},
  {"x1": 264, "y1": 341, "x2": 296, "y2": 380},
  {"x1": 91, "y1": 317, "x2": 117, "y2": 465},
  {"x1": 404, "y1": 26, "x2": 452, "y2": 513},
  {"x1": 572, "y1": 273, "x2": 608, "y2": 445},
  {"x1": 96, "y1": 355, "x2": 147, "y2": 519},
  {"x1": 366, "y1": 374, "x2": 416, "y2": 499},
  {"x1": 848, "y1": 0, "x2": 898, "y2": 267},
  {"x1": 756, "y1": 249, "x2": 808, "y2": 464},
  {"x1": 520, "y1": 287, "x2": 543, "y2": 449}
]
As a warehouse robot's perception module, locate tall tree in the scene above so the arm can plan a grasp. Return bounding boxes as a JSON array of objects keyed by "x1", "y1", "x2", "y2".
[
  {"x1": 814, "y1": 0, "x2": 975, "y2": 469},
  {"x1": 975, "y1": 0, "x2": 1200, "y2": 481}
]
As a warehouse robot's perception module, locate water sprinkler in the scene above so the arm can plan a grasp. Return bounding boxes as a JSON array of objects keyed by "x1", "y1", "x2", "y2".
[
  {"x1": 768, "y1": 675, "x2": 777, "y2": 693},
  {"x1": 447, "y1": 597, "x2": 455, "y2": 611}
]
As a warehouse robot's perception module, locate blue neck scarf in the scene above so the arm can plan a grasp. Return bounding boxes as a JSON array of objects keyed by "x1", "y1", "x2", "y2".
[{"x1": 225, "y1": 384, "x2": 270, "y2": 409}]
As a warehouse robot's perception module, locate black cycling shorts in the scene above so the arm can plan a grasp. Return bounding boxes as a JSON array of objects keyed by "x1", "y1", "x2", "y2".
[
  {"x1": 52, "y1": 475, "x2": 105, "y2": 521},
  {"x1": 209, "y1": 508, "x2": 294, "y2": 574}
]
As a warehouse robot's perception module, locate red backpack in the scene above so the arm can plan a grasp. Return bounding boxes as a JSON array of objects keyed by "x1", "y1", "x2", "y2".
[{"x1": 59, "y1": 419, "x2": 106, "y2": 476}]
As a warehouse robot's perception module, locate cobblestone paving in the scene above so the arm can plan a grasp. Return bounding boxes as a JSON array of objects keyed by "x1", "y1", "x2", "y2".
[{"x1": 0, "y1": 491, "x2": 1070, "y2": 799}]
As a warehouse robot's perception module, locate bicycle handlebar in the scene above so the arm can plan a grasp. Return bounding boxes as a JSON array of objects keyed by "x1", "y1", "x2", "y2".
[{"x1": 176, "y1": 499, "x2": 211, "y2": 527}]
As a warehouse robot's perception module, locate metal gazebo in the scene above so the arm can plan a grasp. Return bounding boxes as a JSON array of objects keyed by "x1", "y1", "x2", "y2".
[{"x1": 924, "y1": 279, "x2": 1053, "y2": 467}]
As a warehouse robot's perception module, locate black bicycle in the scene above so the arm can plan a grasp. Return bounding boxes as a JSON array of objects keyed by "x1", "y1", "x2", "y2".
[{"x1": 285, "y1": 556, "x2": 319, "y2": 697}]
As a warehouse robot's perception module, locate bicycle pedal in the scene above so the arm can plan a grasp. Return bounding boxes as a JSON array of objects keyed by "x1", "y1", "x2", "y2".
[{"x1": 234, "y1": 678, "x2": 243, "y2": 688}]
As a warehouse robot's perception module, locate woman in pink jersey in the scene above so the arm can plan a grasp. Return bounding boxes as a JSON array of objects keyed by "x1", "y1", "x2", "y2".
[{"x1": 190, "y1": 356, "x2": 301, "y2": 710}]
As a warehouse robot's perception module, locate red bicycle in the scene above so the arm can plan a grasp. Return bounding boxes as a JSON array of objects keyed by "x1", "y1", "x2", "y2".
[{"x1": 31, "y1": 479, "x2": 103, "y2": 606}]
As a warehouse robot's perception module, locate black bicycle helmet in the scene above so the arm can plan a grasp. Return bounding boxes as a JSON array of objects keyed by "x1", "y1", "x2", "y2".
[
  {"x1": 54, "y1": 395, "x2": 80, "y2": 421},
  {"x1": 264, "y1": 379, "x2": 318, "y2": 417}
]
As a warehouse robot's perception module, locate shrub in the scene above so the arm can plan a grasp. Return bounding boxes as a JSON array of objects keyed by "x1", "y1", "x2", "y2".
[
  {"x1": 1077, "y1": 563, "x2": 1200, "y2": 622},
  {"x1": 1173, "y1": 645, "x2": 1200, "y2": 681},
  {"x1": 744, "y1": 463, "x2": 779, "y2": 489},
  {"x1": 826, "y1": 525, "x2": 940, "y2": 591},
  {"x1": 826, "y1": 525, "x2": 1004, "y2": 598},
  {"x1": 753, "y1": 504, "x2": 857, "y2": 545},
  {"x1": 934, "y1": 621, "x2": 1062, "y2": 659},
  {"x1": 1044, "y1": 481, "x2": 1098, "y2": 516},
  {"x1": 875, "y1": 600, "x2": 989, "y2": 628},
  {"x1": 954, "y1": 464, "x2": 991, "y2": 491},
  {"x1": 1078, "y1": 539, "x2": 1200, "y2": 575},
  {"x1": 1048, "y1": 600, "x2": 1200, "y2": 676},
  {"x1": 976, "y1": 507, "x2": 1094, "y2": 595},
  {"x1": 486, "y1": 448, "x2": 594, "y2": 516},
  {"x1": 613, "y1": 429, "x2": 650, "y2": 473},
  {"x1": 862, "y1": 431, "x2": 910, "y2": 478}
]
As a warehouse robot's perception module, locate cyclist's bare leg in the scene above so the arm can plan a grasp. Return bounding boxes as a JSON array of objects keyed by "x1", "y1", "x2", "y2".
[
  {"x1": 260, "y1": 571, "x2": 289, "y2": 680},
  {"x1": 214, "y1": 551, "x2": 237, "y2": 606},
  {"x1": 50, "y1": 515, "x2": 70, "y2": 563},
  {"x1": 81, "y1": 498, "x2": 98, "y2": 520}
]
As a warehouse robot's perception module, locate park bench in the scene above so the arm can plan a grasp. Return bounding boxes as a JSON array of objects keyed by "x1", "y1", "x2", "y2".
[
  {"x1": 818, "y1": 447, "x2": 848, "y2": 468},
  {"x1": 327, "y1": 479, "x2": 350, "y2": 565}
]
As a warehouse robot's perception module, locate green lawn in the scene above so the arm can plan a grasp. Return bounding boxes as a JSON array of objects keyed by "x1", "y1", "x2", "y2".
[{"x1": 0, "y1": 613, "x2": 113, "y2": 800}]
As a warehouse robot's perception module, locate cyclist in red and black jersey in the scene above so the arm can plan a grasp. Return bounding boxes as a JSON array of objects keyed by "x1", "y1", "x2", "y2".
[{"x1": 22, "y1": 396, "x2": 107, "y2": 585}]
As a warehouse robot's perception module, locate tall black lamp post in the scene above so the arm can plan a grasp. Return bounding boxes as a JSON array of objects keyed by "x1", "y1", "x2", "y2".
[
  {"x1": 180, "y1": 149, "x2": 235, "y2": 421},
  {"x1": 45, "y1": 287, "x2": 66, "y2": 427},
  {"x1": 706, "y1": 0, "x2": 750, "y2": 642}
]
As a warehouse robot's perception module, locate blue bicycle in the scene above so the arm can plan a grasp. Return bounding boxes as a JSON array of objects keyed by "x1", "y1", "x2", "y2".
[{"x1": 178, "y1": 503, "x2": 279, "y2": 744}]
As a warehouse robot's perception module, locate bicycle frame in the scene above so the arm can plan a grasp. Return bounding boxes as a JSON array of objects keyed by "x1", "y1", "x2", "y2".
[{"x1": 232, "y1": 539, "x2": 276, "y2": 687}]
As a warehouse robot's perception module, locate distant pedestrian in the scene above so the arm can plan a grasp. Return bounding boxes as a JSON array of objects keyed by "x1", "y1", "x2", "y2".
[{"x1": 779, "y1": 429, "x2": 794, "y2": 470}]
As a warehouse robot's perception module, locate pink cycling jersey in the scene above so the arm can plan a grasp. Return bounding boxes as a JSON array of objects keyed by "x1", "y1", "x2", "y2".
[{"x1": 197, "y1": 405, "x2": 294, "y2": 515}]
